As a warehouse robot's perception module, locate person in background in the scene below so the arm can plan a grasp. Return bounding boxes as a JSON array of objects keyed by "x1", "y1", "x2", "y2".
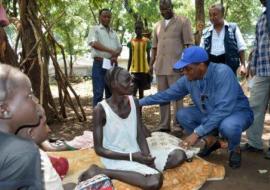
[
  {"x1": 241, "y1": 0, "x2": 270, "y2": 160},
  {"x1": 150, "y1": 0, "x2": 193, "y2": 132},
  {"x1": 127, "y1": 20, "x2": 151, "y2": 99},
  {"x1": 88, "y1": 8, "x2": 122, "y2": 107},
  {"x1": 0, "y1": 64, "x2": 43, "y2": 190},
  {"x1": 200, "y1": 4, "x2": 247, "y2": 75}
]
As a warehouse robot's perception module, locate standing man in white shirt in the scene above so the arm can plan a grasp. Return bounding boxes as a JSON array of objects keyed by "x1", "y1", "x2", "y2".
[
  {"x1": 200, "y1": 4, "x2": 246, "y2": 75},
  {"x1": 88, "y1": 8, "x2": 122, "y2": 107}
]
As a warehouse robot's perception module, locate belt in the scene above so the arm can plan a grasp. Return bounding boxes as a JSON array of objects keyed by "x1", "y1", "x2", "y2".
[
  {"x1": 94, "y1": 57, "x2": 104, "y2": 61},
  {"x1": 209, "y1": 54, "x2": 226, "y2": 64}
]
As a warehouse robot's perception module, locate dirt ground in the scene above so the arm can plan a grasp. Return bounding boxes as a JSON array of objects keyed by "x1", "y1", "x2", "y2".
[{"x1": 49, "y1": 79, "x2": 270, "y2": 190}]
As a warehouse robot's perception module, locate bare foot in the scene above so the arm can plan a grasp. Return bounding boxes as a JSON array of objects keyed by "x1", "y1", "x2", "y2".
[
  {"x1": 78, "y1": 164, "x2": 103, "y2": 182},
  {"x1": 41, "y1": 140, "x2": 70, "y2": 151},
  {"x1": 165, "y1": 149, "x2": 186, "y2": 169}
]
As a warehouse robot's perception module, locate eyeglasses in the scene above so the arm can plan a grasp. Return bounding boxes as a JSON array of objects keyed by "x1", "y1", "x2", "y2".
[{"x1": 200, "y1": 94, "x2": 208, "y2": 112}]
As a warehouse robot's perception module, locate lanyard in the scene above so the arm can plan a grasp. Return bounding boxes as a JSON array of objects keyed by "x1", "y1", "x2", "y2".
[{"x1": 198, "y1": 79, "x2": 208, "y2": 113}]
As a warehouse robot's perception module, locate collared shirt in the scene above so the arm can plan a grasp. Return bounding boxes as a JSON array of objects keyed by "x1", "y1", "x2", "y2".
[
  {"x1": 200, "y1": 21, "x2": 246, "y2": 56},
  {"x1": 139, "y1": 63, "x2": 252, "y2": 137},
  {"x1": 88, "y1": 24, "x2": 122, "y2": 59},
  {"x1": 164, "y1": 19, "x2": 171, "y2": 27},
  {"x1": 250, "y1": 12, "x2": 270, "y2": 76},
  {"x1": 152, "y1": 15, "x2": 194, "y2": 75}
]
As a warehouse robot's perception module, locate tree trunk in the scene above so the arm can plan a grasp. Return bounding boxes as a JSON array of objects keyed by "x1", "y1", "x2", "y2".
[
  {"x1": 18, "y1": 0, "x2": 50, "y2": 118},
  {"x1": 2, "y1": 0, "x2": 85, "y2": 122},
  {"x1": 19, "y1": 0, "x2": 40, "y2": 96},
  {"x1": 194, "y1": 0, "x2": 205, "y2": 45},
  {"x1": 69, "y1": 54, "x2": 73, "y2": 77},
  {"x1": 0, "y1": 27, "x2": 18, "y2": 66}
]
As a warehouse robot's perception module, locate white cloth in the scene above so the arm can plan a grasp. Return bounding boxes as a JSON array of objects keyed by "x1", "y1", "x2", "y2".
[
  {"x1": 66, "y1": 131, "x2": 94, "y2": 149},
  {"x1": 200, "y1": 21, "x2": 246, "y2": 56},
  {"x1": 40, "y1": 149, "x2": 63, "y2": 190},
  {"x1": 165, "y1": 19, "x2": 171, "y2": 27},
  {"x1": 99, "y1": 96, "x2": 159, "y2": 175},
  {"x1": 147, "y1": 132, "x2": 200, "y2": 171}
]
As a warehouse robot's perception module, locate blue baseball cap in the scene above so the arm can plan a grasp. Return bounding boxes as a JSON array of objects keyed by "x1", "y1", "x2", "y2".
[{"x1": 173, "y1": 46, "x2": 209, "y2": 70}]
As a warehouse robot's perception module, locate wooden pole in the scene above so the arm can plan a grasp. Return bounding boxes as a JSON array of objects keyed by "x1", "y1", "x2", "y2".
[{"x1": 194, "y1": 0, "x2": 205, "y2": 45}]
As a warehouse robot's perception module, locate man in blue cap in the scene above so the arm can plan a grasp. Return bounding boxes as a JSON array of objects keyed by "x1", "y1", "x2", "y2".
[{"x1": 139, "y1": 46, "x2": 253, "y2": 168}]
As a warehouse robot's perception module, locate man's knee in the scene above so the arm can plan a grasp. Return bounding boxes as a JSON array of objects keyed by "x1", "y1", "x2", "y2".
[
  {"x1": 176, "y1": 108, "x2": 193, "y2": 126},
  {"x1": 219, "y1": 121, "x2": 242, "y2": 139},
  {"x1": 176, "y1": 109, "x2": 185, "y2": 124},
  {"x1": 220, "y1": 112, "x2": 253, "y2": 138}
]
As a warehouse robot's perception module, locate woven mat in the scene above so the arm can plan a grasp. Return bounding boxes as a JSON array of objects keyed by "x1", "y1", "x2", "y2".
[{"x1": 49, "y1": 149, "x2": 225, "y2": 190}]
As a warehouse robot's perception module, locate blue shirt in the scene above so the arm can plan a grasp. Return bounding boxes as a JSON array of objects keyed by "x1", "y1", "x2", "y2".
[
  {"x1": 0, "y1": 132, "x2": 43, "y2": 190},
  {"x1": 250, "y1": 12, "x2": 270, "y2": 76},
  {"x1": 139, "y1": 63, "x2": 252, "y2": 136}
]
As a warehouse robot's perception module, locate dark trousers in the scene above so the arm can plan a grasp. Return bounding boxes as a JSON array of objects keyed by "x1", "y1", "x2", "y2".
[
  {"x1": 176, "y1": 106, "x2": 253, "y2": 151},
  {"x1": 209, "y1": 54, "x2": 226, "y2": 64},
  {"x1": 209, "y1": 54, "x2": 237, "y2": 74},
  {"x1": 92, "y1": 59, "x2": 111, "y2": 107}
]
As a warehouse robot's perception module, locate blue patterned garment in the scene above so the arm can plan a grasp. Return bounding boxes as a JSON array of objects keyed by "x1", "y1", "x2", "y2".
[
  {"x1": 75, "y1": 174, "x2": 114, "y2": 190},
  {"x1": 250, "y1": 11, "x2": 270, "y2": 76}
]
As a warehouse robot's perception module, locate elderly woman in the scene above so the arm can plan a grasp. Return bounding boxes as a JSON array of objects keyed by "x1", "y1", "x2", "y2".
[{"x1": 80, "y1": 66, "x2": 187, "y2": 190}]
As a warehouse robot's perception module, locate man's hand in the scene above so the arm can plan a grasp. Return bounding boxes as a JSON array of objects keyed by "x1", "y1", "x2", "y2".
[
  {"x1": 132, "y1": 152, "x2": 155, "y2": 166},
  {"x1": 110, "y1": 48, "x2": 121, "y2": 58},
  {"x1": 180, "y1": 132, "x2": 199, "y2": 149},
  {"x1": 246, "y1": 66, "x2": 255, "y2": 78},
  {"x1": 110, "y1": 57, "x2": 118, "y2": 65},
  {"x1": 110, "y1": 50, "x2": 119, "y2": 58}
]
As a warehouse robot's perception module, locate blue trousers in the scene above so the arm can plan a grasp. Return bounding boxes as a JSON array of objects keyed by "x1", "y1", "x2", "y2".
[
  {"x1": 176, "y1": 106, "x2": 253, "y2": 151},
  {"x1": 92, "y1": 60, "x2": 111, "y2": 107}
]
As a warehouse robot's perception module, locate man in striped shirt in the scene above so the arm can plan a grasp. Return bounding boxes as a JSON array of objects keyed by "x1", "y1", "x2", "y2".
[
  {"x1": 242, "y1": 0, "x2": 270, "y2": 159},
  {"x1": 127, "y1": 21, "x2": 151, "y2": 99}
]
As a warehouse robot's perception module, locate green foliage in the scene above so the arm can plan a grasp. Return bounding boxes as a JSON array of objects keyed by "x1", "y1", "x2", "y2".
[
  {"x1": 4, "y1": 0, "x2": 264, "y2": 58},
  {"x1": 39, "y1": 0, "x2": 92, "y2": 57},
  {"x1": 204, "y1": 0, "x2": 262, "y2": 34}
]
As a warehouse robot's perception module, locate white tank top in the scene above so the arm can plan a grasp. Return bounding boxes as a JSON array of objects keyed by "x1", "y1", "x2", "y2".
[{"x1": 99, "y1": 95, "x2": 141, "y2": 154}]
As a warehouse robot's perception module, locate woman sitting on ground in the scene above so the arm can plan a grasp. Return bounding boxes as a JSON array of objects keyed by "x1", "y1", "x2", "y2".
[{"x1": 79, "y1": 67, "x2": 187, "y2": 190}]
